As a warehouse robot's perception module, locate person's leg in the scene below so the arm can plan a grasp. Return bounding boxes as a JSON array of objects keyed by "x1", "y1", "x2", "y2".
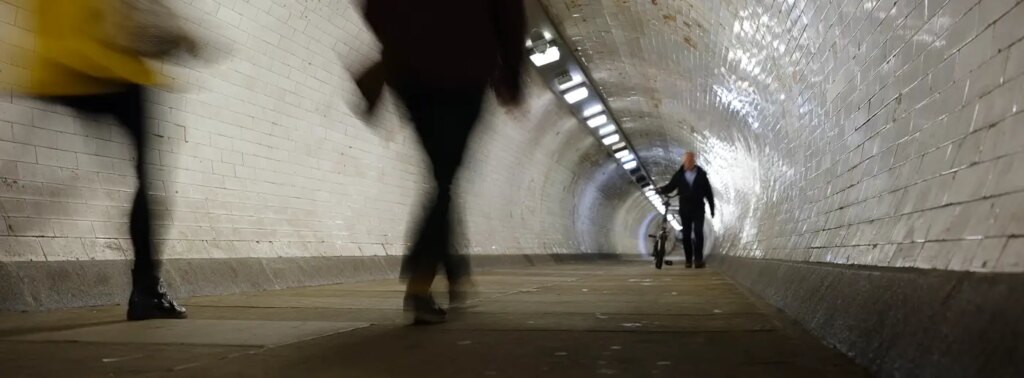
[
  {"x1": 113, "y1": 85, "x2": 158, "y2": 284},
  {"x1": 116, "y1": 85, "x2": 187, "y2": 319},
  {"x1": 398, "y1": 85, "x2": 483, "y2": 322},
  {"x1": 693, "y1": 217, "x2": 706, "y2": 268},
  {"x1": 434, "y1": 89, "x2": 483, "y2": 306},
  {"x1": 404, "y1": 191, "x2": 447, "y2": 298},
  {"x1": 681, "y1": 217, "x2": 694, "y2": 267},
  {"x1": 51, "y1": 85, "x2": 185, "y2": 320},
  {"x1": 408, "y1": 87, "x2": 482, "y2": 290},
  {"x1": 399, "y1": 85, "x2": 443, "y2": 303}
]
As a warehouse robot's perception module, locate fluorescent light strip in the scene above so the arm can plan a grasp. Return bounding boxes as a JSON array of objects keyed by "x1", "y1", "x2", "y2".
[
  {"x1": 583, "y1": 105, "x2": 604, "y2": 117},
  {"x1": 622, "y1": 160, "x2": 638, "y2": 170},
  {"x1": 563, "y1": 86, "x2": 589, "y2": 104},
  {"x1": 586, "y1": 114, "x2": 607, "y2": 127},
  {"x1": 601, "y1": 134, "x2": 620, "y2": 145},
  {"x1": 529, "y1": 46, "x2": 560, "y2": 66},
  {"x1": 598, "y1": 125, "x2": 616, "y2": 136}
]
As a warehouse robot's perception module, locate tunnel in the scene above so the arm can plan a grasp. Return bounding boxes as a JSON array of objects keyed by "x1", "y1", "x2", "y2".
[{"x1": 1, "y1": 0, "x2": 1023, "y2": 376}]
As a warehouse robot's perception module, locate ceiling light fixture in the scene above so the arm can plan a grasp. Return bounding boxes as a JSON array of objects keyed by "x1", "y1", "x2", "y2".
[
  {"x1": 601, "y1": 134, "x2": 620, "y2": 145},
  {"x1": 563, "y1": 86, "x2": 589, "y2": 104},
  {"x1": 586, "y1": 114, "x2": 608, "y2": 127},
  {"x1": 583, "y1": 105, "x2": 604, "y2": 117}
]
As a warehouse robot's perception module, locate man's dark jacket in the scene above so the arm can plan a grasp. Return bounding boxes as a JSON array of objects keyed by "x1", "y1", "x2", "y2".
[
  {"x1": 658, "y1": 166, "x2": 716, "y2": 219},
  {"x1": 363, "y1": 0, "x2": 525, "y2": 90}
]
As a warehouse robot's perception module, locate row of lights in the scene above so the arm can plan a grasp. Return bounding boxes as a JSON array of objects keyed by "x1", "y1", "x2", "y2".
[{"x1": 527, "y1": 29, "x2": 680, "y2": 231}]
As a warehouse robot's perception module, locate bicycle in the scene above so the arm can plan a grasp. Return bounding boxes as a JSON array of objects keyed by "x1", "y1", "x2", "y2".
[{"x1": 648, "y1": 194, "x2": 677, "y2": 269}]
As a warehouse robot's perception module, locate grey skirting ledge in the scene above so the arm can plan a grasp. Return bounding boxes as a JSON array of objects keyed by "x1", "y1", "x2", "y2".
[
  {"x1": 710, "y1": 254, "x2": 1024, "y2": 378},
  {"x1": 0, "y1": 253, "x2": 619, "y2": 312}
]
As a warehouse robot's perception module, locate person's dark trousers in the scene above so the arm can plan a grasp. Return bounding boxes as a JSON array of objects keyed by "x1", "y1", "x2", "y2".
[
  {"x1": 50, "y1": 85, "x2": 158, "y2": 283},
  {"x1": 680, "y1": 216, "x2": 705, "y2": 264},
  {"x1": 395, "y1": 82, "x2": 486, "y2": 294}
]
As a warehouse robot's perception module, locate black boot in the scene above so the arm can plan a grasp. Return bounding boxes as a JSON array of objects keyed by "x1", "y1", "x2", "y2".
[
  {"x1": 127, "y1": 274, "x2": 187, "y2": 321},
  {"x1": 404, "y1": 293, "x2": 447, "y2": 325},
  {"x1": 694, "y1": 261, "x2": 706, "y2": 269}
]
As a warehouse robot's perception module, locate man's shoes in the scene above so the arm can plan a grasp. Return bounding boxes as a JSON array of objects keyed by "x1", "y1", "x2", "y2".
[
  {"x1": 127, "y1": 279, "x2": 188, "y2": 321},
  {"x1": 695, "y1": 261, "x2": 706, "y2": 269},
  {"x1": 684, "y1": 261, "x2": 693, "y2": 268},
  {"x1": 405, "y1": 293, "x2": 447, "y2": 325}
]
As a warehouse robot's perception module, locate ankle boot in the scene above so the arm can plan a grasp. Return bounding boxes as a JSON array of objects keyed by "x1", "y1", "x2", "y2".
[
  {"x1": 127, "y1": 273, "x2": 187, "y2": 321},
  {"x1": 404, "y1": 293, "x2": 446, "y2": 325}
]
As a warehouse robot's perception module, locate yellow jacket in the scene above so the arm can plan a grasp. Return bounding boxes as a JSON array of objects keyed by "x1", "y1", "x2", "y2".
[{"x1": 24, "y1": 0, "x2": 159, "y2": 96}]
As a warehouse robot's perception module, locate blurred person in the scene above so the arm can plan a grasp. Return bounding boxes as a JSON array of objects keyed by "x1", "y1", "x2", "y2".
[
  {"x1": 357, "y1": 0, "x2": 526, "y2": 324},
  {"x1": 18, "y1": 0, "x2": 200, "y2": 320},
  {"x1": 657, "y1": 152, "x2": 716, "y2": 269}
]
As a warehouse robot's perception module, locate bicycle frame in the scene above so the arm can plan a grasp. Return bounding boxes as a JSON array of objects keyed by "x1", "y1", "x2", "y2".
[{"x1": 648, "y1": 194, "x2": 677, "y2": 269}]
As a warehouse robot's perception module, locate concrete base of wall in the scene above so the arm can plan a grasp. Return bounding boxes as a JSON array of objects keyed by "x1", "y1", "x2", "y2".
[
  {"x1": 1, "y1": 253, "x2": 619, "y2": 311},
  {"x1": 711, "y1": 254, "x2": 1024, "y2": 378}
]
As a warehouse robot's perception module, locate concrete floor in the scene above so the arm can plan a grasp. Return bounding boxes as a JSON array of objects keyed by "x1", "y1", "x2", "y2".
[{"x1": 0, "y1": 261, "x2": 866, "y2": 377}]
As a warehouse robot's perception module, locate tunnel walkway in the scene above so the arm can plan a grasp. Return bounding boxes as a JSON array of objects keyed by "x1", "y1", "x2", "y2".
[{"x1": 0, "y1": 261, "x2": 864, "y2": 377}]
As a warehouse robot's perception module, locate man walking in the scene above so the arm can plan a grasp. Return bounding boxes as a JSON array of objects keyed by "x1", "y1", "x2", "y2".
[
  {"x1": 657, "y1": 152, "x2": 716, "y2": 269},
  {"x1": 357, "y1": 0, "x2": 526, "y2": 324}
]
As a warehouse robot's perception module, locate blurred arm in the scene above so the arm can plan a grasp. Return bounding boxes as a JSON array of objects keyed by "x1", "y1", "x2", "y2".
[
  {"x1": 354, "y1": 61, "x2": 386, "y2": 114},
  {"x1": 704, "y1": 175, "x2": 716, "y2": 216},
  {"x1": 493, "y1": 0, "x2": 526, "y2": 104},
  {"x1": 657, "y1": 172, "x2": 681, "y2": 195}
]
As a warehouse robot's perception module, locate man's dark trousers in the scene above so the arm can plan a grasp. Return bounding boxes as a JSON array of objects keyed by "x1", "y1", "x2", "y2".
[{"x1": 680, "y1": 216, "x2": 705, "y2": 264}]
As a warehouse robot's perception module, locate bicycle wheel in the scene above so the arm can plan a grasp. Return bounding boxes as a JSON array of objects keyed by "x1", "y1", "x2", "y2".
[{"x1": 654, "y1": 240, "x2": 665, "y2": 269}]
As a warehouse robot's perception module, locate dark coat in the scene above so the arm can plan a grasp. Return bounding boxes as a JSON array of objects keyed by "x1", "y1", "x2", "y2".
[
  {"x1": 363, "y1": 0, "x2": 525, "y2": 90},
  {"x1": 657, "y1": 166, "x2": 716, "y2": 219}
]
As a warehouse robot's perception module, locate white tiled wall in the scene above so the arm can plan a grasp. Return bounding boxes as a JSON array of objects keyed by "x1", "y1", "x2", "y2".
[
  {"x1": 735, "y1": 0, "x2": 1024, "y2": 272},
  {"x1": 0, "y1": 0, "x2": 609, "y2": 263}
]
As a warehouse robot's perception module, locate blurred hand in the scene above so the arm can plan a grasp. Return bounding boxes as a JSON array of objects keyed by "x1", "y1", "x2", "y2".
[
  {"x1": 181, "y1": 35, "x2": 200, "y2": 57},
  {"x1": 495, "y1": 86, "x2": 521, "y2": 107},
  {"x1": 171, "y1": 33, "x2": 225, "y2": 66},
  {"x1": 493, "y1": 71, "x2": 523, "y2": 108},
  {"x1": 353, "y1": 61, "x2": 386, "y2": 117}
]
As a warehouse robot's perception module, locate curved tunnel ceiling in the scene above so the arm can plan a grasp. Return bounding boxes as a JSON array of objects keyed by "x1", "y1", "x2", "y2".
[{"x1": 540, "y1": 0, "x2": 794, "y2": 253}]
